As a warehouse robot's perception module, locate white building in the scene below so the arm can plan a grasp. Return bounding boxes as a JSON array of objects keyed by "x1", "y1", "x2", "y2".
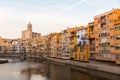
[
  {"x1": 77, "y1": 27, "x2": 88, "y2": 46},
  {"x1": 11, "y1": 40, "x2": 20, "y2": 54}
]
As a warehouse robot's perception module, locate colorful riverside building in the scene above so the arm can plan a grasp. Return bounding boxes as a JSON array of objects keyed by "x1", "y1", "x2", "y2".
[
  {"x1": 94, "y1": 8, "x2": 120, "y2": 63},
  {"x1": 86, "y1": 22, "x2": 95, "y2": 60},
  {"x1": 46, "y1": 34, "x2": 52, "y2": 57},
  {"x1": 0, "y1": 37, "x2": 6, "y2": 53},
  {"x1": 50, "y1": 33, "x2": 59, "y2": 58},
  {"x1": 39, "y1": 36, "x2": 48, "y2": 56},
  {"x1": 114, "y1": 10, "x2": 120, "y2": 64},
  {"x1": 57, "y1": 33, "x2": 62, "y2": 58},
  {"x1": 0, "y1": 37, "x2": 4, "y2": 44},
  {"x1": 68, "y1": 27, "x2": 79, "y2": 60},
  {"x1": 76, "y1": 26, "x2": 89, "y2": 61},
  {"x1": 63, "y1": 26, "x2": 89, "y2": 61},
  {"x1": 61, "y1": 29, "x2": 70, "y2": 59}
]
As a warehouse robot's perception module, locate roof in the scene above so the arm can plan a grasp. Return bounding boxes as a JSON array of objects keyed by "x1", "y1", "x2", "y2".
[{"x1": 94, "y1": 8, "x2": 120, "y2": 18}]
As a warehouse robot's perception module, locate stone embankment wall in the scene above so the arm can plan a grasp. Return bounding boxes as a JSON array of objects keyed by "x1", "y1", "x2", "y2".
[{"x1": 47, "y1": 58, "x2": 120, "y2": 75}]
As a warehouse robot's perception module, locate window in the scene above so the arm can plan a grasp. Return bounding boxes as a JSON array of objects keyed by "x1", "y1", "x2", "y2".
[
  {"x1": 110, "y1": 28, "x2": 114, "y2": 31},
  {"x1": 110, "y1": 20, "x2": 114, "y2": 23},
  {"x1": 96, "y1": 38, "x2": 99, "y2": 41},
  {"x1": 99, "y1": 34, "x2": 101, "y2": 37},
  {"x1": 80, "y1": 47, "x2": 84, "y2": 52},
  {"x1": 116, "y1": 35, "x2": 120, "y2": 40},
  {"x1": 101, "y1": 33, "x2": 107, "y2": 37},
  {"x1": 111, "y1": 45, "x2": 114, "y2": 48},
  {"x1": 118, "y1": 16, "x2": 120, "y2": 19},
  {"x1": 111, "y1": 36, "x2": 114, "y2": 40},
  {"x1": 115, "y1": 26, "x2": 120, "y2": 30},
  {"x1": 115, "y1": 46, "x2": 120, "y2": 50},
  {"x1": 117, "y1": 55, "x2": 120, "y2": 60}
]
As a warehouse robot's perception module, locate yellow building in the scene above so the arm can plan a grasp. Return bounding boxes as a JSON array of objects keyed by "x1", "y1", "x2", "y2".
[
  {"x1": 74, "y1": 26, "x2": 89, "y2": 61},
  {"x1": 67, "y1": 27, "x2": 79, "y2": 60},
  {"x1": 50, "y1": 33, "x2": 59, "y2": 57},
  {"x1": 0, "y1": 37, "x2": 6, "y2": 53},
  {"x1": 39, "y1": 36, "x2": 47, "y2": 56}
]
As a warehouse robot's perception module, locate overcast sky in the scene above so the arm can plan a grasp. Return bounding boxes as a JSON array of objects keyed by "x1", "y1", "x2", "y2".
[{"x1": 0, "y1": 0, "x2": 120, "y2": 38}]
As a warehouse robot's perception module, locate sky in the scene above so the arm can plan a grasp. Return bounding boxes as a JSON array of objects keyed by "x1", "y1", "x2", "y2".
[{"x1": 0, "y1": 0, "x2": 120, "y2": 38}]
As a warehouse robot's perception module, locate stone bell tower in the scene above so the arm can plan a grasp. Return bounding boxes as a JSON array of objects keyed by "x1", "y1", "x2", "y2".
[{"x1": 27, "y1": 22, "x2": 32, "y2": 31}]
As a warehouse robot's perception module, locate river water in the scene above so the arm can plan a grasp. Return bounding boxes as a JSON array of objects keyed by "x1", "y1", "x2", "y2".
[{"x1": 0, "y1": 58, "x2": 120, "y2": 80}]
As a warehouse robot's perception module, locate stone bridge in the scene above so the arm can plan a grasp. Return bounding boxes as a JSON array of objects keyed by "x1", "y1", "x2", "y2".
[{"x1": 0, "y1": 53, "x2": 47, "y2": 61}]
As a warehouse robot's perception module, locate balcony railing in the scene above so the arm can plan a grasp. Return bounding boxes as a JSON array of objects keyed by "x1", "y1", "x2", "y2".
[
  {"x1": 115, "y1": 30, "x2": 120, "y2": 35},
  {"x1": 115, "y1": 40, "x2": 120, "y2": 44},
  {"x1": 114, "y1": 19, "x2": 120, "y2": 25}
]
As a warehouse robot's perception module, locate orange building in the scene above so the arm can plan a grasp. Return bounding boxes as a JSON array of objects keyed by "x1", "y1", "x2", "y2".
[
  {"x1": 0, "y1": 37, "x2": 5, "y2": 53},
  {"x1": 114, "y1": 9, "x2": 120, "y2": 64},
  {"x1": 0, "y1": 37, "x2": 4, "y2": 44},
  {"x1": 86, "y1": 22, "x2": 95, "y2": 60},
  {"x1": 94, "y1": 9, "x2": 120, "y2": 62}
]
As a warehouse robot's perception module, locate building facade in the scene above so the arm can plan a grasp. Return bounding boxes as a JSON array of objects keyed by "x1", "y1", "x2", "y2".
[
  {"x1": 114, "y1": 9, "x2": 120, "y2": 64},
  {"x1": 86, "y1": 22, "x2": 95, "y2": 60},
  {"x1": 50, "y1": 33, "x2": 59, "y2": 58},
  {"x1": 61, "y1": 30, "x2": 70, "y2": 59},
  {"x1": 68, "y1": 27, "x2": 78, "y2": 60},
  {"x1": 94, "y1": 9, "x2": 120, "y2": 62},
  {"x1": 76, "y1": 26, "x2": 89, "y2": 61}
]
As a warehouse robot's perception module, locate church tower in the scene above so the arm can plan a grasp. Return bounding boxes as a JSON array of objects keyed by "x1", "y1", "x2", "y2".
[{"x1": 27, "y1": 22, "x2": 32, "y2": 31}]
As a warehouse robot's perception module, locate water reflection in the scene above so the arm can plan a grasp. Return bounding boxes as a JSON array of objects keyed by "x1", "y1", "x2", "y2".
[
  {"x1": 0, "y1": 59, "x2": 120, "y2": 80},
  {"x1": 0, "y1": 60, "x2": 47, "y2": 80},
  {"x1": 48, "y1": 62, "x2": 120, "y2": 80}
]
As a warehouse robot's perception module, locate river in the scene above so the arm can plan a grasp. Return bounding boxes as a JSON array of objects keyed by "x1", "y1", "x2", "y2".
[{"x1": 0, "y1": 58, "x2": 120, "y2": 80}]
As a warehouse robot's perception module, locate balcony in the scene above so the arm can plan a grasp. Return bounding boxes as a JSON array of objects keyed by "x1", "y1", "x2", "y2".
[
  {"x1": 115, "y1": 30, "x2": 120, "y2": 35},
  {"x1": 87, "y1": 32, "x2": 95, "y2": 39},
  {"x1": 114, "y1": 20, "x2": 120, "y2": 26},
  {"x1": 101, "y1": 19, "x2": 106, "y2": 24},
  {"x1": 115, "y1": 40, "x2": 120, "y2": 44},
  {"x1": 90, "y1": 46, "x2": 95, "y2": 53},
  {"x1": 81, "y1": 36, "x2": 86, "y2": 40},
  {"x1": 116, "y1": 50, "x2": 120, "y2": 53}
]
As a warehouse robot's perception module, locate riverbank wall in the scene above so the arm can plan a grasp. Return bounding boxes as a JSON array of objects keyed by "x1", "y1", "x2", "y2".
[{"x1": 47, "y1": 58, "x2": 120, "y2": 75}]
